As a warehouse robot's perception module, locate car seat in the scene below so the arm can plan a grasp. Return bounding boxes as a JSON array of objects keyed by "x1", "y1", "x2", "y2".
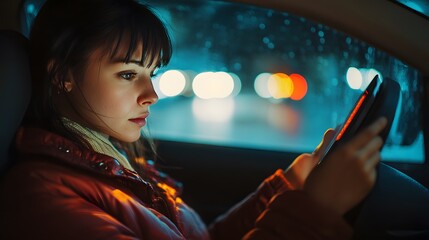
[{"x1": 0, "y1": 30, "x2": 31, "y2": 176}]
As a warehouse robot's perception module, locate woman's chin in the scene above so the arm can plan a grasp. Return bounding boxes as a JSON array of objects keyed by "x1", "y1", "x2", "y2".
[{"x1": 112, "y1": 131, "x2": 141, "y2": 143}]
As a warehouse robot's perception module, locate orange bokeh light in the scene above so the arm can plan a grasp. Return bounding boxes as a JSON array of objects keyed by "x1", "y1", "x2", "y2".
[
  {"x1": 268, "y1": 73, "x2": 294, "y2": 99},
  {"x1": 290, "y1": 73, "x2": 308, "y2": 100}
]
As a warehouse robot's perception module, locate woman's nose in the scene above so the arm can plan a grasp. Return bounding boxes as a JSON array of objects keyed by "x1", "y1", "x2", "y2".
[{"x1": 137, "y1": 80, "x2": 158, "y2": 106}]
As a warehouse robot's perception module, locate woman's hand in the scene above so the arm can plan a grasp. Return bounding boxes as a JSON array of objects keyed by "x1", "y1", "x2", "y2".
[
  {"x1": 303, "y1": 117, "x2": 387, "y2": 215},
  {"x1": 283, "y1": 128, "x2": 336, "y2": 189}
]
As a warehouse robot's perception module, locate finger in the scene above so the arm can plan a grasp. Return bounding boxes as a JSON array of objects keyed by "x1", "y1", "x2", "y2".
[
  {"x1": 360, "y1": 134, "x2": 384, "y2": 154},
  {"x1": 363, "y1": 151, "x2": 381, "y2": 172},
  {"x1": 313, "y1": 128, "x2": 336, "y2": 158},
  {"x1": 359, "y1": 166, "x2": 378, "y2": 191},
  {"x1": 359, "y1": 137, "x2": 383, "y2": 167},
  {"x1": 361, "y1": 147, "x2": 381, "y2": 173},
  {"x1": 324, "y1": 128, "x2": 336, "y2": 142},
  {"x1": 368, "y1": 168, "x2": 377, "y2": 185},
  {"x1": 317, "y1": 129, "x2": 336, "y2": 155},
  {"x1": 350, "y1": 117, "x2": 387, "y2": 149}
]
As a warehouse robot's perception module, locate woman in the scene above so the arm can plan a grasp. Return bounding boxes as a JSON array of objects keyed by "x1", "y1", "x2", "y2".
[{"x1": 0, "y1": 0, "x2": 386, "y2": 239}]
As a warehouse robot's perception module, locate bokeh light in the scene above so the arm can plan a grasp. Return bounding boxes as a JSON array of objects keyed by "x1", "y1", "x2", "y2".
[
  {"x1": 346, "y1": 67, "x2": 362, "y2": 89},
  {"x1": 159, "y1": 70, "x2": 187, "y2": 97},
  {"x1": 229, "y1": 72, "x2": 242, "y2": 97},
  {"x1": 254, "y1": 73, "x2": 272, "y2": 98},
  {"x1": 290, "y1": 73, "x2": 308, "y2": 100},
  {"x1": 255, "y1": 72, "x2": 308, "y2": 100},
  {"x1": 192, "y1": 71, "x2": 235, "y2": 99},
  {"x1": 359, "y1": 68, "x2": 382, "y2": 90},
  {"x1": 268, "y1": 73, "x2": 294, "y2": 99}
]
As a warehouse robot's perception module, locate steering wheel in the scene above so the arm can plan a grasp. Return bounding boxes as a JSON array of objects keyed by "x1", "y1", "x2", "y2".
[{"x1": 350, "y1": 162, "x2": 429, "y2": 239}]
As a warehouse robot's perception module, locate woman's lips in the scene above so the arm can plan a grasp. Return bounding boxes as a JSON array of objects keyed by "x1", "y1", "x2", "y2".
[{"x1": 129, "y1": 114, "x2": 148, "y2": 127}]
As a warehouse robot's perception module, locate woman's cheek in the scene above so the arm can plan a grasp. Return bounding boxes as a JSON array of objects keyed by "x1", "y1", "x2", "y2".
[{"x1": 103, "y1": 91, "x2": 135, "y2": 117}]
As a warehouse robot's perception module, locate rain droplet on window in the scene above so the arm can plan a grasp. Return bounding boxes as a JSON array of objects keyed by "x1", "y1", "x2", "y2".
[
  {"x1": 263, "y1": 37, "x2": 270, "y2": 44},
  {"x1": 346, "y1": 37, "x2": 352, "y2": 45},
  {"x1": 343, "y1": 51, "x2": 349, "y2": 58}
]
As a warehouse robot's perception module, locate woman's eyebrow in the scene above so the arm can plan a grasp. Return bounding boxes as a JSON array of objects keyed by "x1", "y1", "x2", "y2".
[{"x1": 111, "y1": 58, "x2": 143, "y2": 66}]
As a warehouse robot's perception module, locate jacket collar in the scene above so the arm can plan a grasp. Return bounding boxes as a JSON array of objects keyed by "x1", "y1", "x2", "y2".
[{"x1": 15, "y1": 127, "x2": 145, "y2": 183}]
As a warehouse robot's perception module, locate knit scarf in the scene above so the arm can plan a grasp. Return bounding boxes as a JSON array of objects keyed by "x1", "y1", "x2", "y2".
[{"x1": 61, "y1": 117, "x2": 135, "y2": 171}]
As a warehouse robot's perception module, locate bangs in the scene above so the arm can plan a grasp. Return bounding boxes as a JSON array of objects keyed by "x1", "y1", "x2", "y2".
[{"x1": 103, "y1": 5, "x2": 172, "y2": 67}]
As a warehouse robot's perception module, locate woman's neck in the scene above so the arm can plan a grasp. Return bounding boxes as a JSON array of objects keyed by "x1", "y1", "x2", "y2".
[{"x1": 61, "y1": 117, "x2": 135, "y2": 171}]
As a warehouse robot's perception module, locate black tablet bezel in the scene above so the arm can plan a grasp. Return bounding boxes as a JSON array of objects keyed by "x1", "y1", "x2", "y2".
[{"x1": 319, "y1": 75, "x2": 401, "y2": 163}]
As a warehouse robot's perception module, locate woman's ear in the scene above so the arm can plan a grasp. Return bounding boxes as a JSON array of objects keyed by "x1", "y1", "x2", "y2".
[
  {"x1": 63, "y1": 80, "x2": 73, "y2": 93},
  {"x1": 48, "y1": 59, "x2": 74, "y2": 93}
]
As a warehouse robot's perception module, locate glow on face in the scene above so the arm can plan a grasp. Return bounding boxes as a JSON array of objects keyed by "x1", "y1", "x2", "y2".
[{"x1": 66, "y1": 43, "x2": 159, "y2": 142}]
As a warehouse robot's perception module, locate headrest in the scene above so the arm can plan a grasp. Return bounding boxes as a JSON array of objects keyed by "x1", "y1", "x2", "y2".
[{"x1": 0, "y1": 30, "x2": 31, "y2": 174}]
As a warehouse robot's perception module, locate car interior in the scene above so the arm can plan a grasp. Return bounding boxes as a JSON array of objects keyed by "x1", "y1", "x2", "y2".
[
  {"x1": 1, "y1": 0, "x2": 429, "y2": 239},
  {"x1": 0, "y1": 30, "x2": 31, "y2": 176}
]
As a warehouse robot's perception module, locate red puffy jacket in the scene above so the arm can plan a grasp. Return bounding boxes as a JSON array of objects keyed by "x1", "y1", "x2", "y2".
[{"x1": 0, "y1": 127, "x2": 351, "y2": 239}]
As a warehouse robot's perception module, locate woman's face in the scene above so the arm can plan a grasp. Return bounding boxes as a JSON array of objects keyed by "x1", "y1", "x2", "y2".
[{"x1": 62, "y1": 43, "x2": 159, "y2": 142}]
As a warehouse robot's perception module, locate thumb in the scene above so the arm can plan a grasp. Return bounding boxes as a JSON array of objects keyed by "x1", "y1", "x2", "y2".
[{"x1": 313, "y1": 128, "x2": 336, "y2": 159}]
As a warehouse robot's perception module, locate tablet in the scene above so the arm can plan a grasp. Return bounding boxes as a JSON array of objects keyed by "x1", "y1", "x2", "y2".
[{"x1": 319, "y1": 75, "x2": 401, "y2": 163}]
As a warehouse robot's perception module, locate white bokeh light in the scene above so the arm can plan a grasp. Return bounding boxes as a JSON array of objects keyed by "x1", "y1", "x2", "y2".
[
  {"x1": 359, "y1": 68, "x2": 382, "y2": 90},
  {"x1": 193, "y1": 72, "x2": 214, "y2": 99},
  {"x1": 192, "y1": 71, "x2": 235, "y2": 99},
  {"x1": 254, "y1": 73, "x2": 272, "y2": 98},
  {"x1": 214, "y1": 72, "x2": 234, "y2": 98},
  {"x1": 159, "y1": 70, "x2": 187, "y2": 97},
  {"x1": 346, "y1": 67, "x2": 363, "y2": 90},
  {"x1": 228, "y1": 72, "x2": 242, "y2": 97}
]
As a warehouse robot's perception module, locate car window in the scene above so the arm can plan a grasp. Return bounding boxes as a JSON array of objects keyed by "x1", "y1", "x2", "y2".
[
  {"x1": 22, "y1": 0, "x2": 426, "y2": 163},
  {"x1": 394, "y1": 0, "x2": 429, "y2": 18}
]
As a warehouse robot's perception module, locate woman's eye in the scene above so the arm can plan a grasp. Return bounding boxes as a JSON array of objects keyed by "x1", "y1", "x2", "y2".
[
  {"x1": 119, "y1": 72, "x2": 136, "y2": 81},
  {"x1": 150, "y1": 68, "x2": 160, "y2": 78}
]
